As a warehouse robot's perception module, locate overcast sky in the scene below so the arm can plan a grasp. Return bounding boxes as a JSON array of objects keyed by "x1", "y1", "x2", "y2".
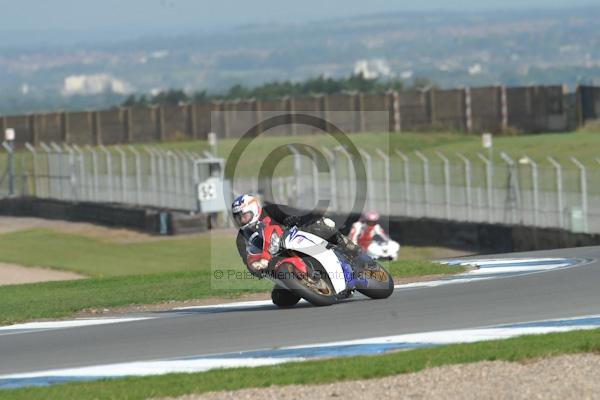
[{"x1": 0, "y1": 0, "x2": 596, "y2": 44}]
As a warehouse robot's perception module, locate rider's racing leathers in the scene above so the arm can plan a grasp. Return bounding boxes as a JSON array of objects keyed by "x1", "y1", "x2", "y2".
[{"x1": 235, "y1": 203, "x2": 362, "y2": 276}]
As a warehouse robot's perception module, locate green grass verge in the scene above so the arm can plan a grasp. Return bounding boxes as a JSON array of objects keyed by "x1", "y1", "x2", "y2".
[
  {"x1": 0, "y1": 229, "x2": 241, "y2": 277},
  {"x1": 384, "y1": 259, "x2": 463, "y2": 278},
  {"x1": 3, "y1": 328, "x2": 600, "y2": 400},
  {"x1": 0, "y1": 271, "x2": 269, "y2": 325},
  {"x1": 0, "y1": 229, "x2": 456, "y2": 278},
  {"x1": 0, "y1": 229, "x2": 460, "y2": 324},
  {"x1": 0, "y1": 260, "x2": 458, "y2": 326}
]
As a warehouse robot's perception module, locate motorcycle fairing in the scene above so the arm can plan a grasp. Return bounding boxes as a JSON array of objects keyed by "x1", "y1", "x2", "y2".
[{"x1": 283, "y1": 228, "x2": 347, "y2": 294}]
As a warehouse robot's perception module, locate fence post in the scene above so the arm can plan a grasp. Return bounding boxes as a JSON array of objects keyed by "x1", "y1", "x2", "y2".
[
  {"x1": 375, "y1": 148, "x2": 391, "y2": 217},
  {"x1": 477, "y1": 153, "x2": 494, "y2": 223},
  {"x1": 415, "y1": 150, "x2": 430, "y2": 217},
  {"x1": 1, "y1": 141, "x2": 14, "y2": 196},
  {"x1": 128, "y1": 146, "x2": 142, "y2": 205},
  {"x1": 334, "y1": 146, "x2": 354, "y2": 212},
  {"x1": 63, "y1": 143, "x2": 78, "y2": 200},
  {"x1": 500, "y1": 152, "x2": 521, "y2": 224},
  {"x1": 166, "y1": 150, "x2": 177, "y2": 208},
  {"x1": 394, "y1": 149, "x2": 411, "y2": 216},
  {"x1": 50, "y1": 142, "x2": 65, "y2": 200},
  {"x1": 71, "y1": 144, "x2": 87, "y2": 201},
  {"x1": 40, "y1": 142, "x2": 53, "y2": 198},
  {"x1": 25, "y1": 143, "x2": 37, "y2": 197},
  {"x1": 457, "y1": 153, "x2": 472, "y2": 221},
  {"x1": 174, "y1": 151, "x2": 184, "y2": 208},
  {"x1": 521, "y1": 155, "x2": 539, "y2": 227},
  {"x1": 358, "y1": 148, "x2": 374, "y2": 211},
  {"x1": 175, "y1": 149, "x2": 192, "y2": 209},
  {"x1": 115, "y1": 146, "x2": 128, "y2": 203},
  {"x1": 157, "y1": 149, "x2": 168, "y2": 207},
  {"x1": 549, "y1": 162, "x2": 566, "y2": 228},
  {"x1": 305, "y1": 146, "x2": 320, "y2": 207},
  {"x1": 86, "y1": 145, "x2": 100, "y2": 202},
  {"x1": 287, "y1": 144, "x2": 302, "y2": 208},
  {"x1": 435, "y1": 151, "x2": 451, "y2": 219},
  {"x1": 571, "y1": 157, "x2": 588, "y2": 233},
  {"x1": 144, "y1": 146, "x2": 158, "y2": 206},
  {"x1": 321, "y1": 146, "x2": 338, "y2": 212},
  {"x1": 99, "y1": 145, "x2": 114, "y2": 203},
  {"x1": 157, "y1": 148, "x2": 167, "y2": 207}
]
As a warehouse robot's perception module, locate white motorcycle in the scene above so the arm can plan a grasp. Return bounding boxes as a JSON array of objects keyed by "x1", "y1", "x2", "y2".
[
  {"x1": 260, "y1": 223, "x2": 395, "y2": 307},
  {"x1": 366, "y1": 234, "x2": 400, "y2": 261}
]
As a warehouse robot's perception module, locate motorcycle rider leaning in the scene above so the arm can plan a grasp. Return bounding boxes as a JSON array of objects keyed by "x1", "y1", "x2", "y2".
[{"x1": 232, "y1": 194, "x2": 365, "y2": 277}]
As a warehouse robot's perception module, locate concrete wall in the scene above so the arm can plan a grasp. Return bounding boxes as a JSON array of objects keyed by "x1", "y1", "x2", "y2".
[{"x1": 1, "y1": 84, "x2": 596, "y2": 147}]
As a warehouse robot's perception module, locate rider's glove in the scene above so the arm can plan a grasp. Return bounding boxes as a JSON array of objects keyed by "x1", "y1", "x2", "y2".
[{"x1": 250, "y1": 259, "x2": 269, "y2": 272}]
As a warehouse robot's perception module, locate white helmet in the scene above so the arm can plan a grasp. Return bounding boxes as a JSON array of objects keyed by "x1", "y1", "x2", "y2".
[{"x1": 231, "y1": 194, "x2": 262, "y2": 228}]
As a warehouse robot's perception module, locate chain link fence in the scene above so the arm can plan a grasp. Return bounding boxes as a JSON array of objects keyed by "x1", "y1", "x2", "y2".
[
  {"x1": 0, "y1": 142, "x2": 223, "y2": 212},
  {"x1": 2, "y1": 141, "x2": 599, "y2": 234},
  {"x1": 238, "y1": 146, "x2": 600, "y2": 234}
]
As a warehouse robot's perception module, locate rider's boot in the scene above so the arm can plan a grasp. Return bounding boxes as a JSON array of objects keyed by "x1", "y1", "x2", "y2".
[
  {"x1": 333, "y1": 232, "x2": 377, "y2": 271},
  {"x1": 334, "y1": 231, "x2": 361, "y2": 257}
]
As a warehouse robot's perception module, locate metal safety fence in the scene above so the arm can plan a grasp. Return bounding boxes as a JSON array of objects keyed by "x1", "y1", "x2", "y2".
[
  {"x1": 234, "y1": 146, "x2": 600, "y2": 234},
  {"x1": 0, "y1": 142, "x2": 223, "y2": 212},
  {"x1": 2, "y1": 141, "x2": 600, "y2": 234}
]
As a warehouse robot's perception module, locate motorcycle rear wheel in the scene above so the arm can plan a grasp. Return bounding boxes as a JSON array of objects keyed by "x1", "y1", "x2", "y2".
[{"x1": 271, "y1": 286, "x2": 301, "y2": 307}]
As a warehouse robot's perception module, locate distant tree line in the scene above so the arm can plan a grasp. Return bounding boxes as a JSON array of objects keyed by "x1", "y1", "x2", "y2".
[{"x1": 122, "y1": 74, "x2": 435, "y2": 107}]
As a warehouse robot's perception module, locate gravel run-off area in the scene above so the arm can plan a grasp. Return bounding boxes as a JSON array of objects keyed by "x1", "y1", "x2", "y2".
[
  {"x1": 0, "y1": 263, "x2": 85, "y2": 285},
  {"x1": 163, "y1": 353, "x2": 600, "y2": 400}
]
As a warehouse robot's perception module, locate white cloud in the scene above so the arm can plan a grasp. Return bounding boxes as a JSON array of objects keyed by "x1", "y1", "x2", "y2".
[
  {"x1": 468, "y1": 63, "x2": 483, "y2": 75},
  {"x1": 354, "y1": 59, "x2": 392, "y2": 79},
  {"x1": 62, "y1": 74, "x2": 133, "y2": 96}
]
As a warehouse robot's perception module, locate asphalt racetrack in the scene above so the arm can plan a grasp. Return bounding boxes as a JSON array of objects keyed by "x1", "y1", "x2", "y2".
[{"x1": 1, "y1": 246, "x2": 600, "y2": 381}]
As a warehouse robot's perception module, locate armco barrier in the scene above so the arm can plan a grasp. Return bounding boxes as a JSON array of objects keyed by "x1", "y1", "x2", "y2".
[
  {"x1": 0, "y1": 198, "x2": 208, "y2": 235},
  {"x1": 2, "y1": 198, "x2": 599, "y2": 251}
]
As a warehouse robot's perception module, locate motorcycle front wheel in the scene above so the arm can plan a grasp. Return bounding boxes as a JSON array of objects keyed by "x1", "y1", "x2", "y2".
[
  {"x1": 357, "y1": 261, "x2": 394, "y2": 299},
  {"x1": 277, "y1": 259, "x2": 337, "y2": 307}
]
